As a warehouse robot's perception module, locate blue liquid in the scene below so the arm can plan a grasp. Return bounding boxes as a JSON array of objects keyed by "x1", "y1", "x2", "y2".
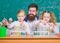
[{"x1": 21, "y1": 32, "x2": 25, "y2": 36}]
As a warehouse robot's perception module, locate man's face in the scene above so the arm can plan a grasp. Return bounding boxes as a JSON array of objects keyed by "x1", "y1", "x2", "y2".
[
  {"x1": 28, "y1": 7, "x2": 37, "y2": 15},
  {"x1": 28, "y1": 14, "x2": 35, "y2": 21}
]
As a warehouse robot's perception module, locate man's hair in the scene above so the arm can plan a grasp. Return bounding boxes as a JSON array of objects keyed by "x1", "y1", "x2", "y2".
[{"x1": 28, "y1": 3, "x2": 38, "y2": 11}]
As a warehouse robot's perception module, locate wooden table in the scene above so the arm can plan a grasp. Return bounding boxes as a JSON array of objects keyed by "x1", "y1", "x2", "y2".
[{"x1": 0, "y1": 36, "x2": 60, "y2": 43}]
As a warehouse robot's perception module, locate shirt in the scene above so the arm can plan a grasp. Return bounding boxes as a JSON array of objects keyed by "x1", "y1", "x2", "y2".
[
  {"x1": 36, "y1": 21, "x2": 59, "y2": 36},
  {"x1": 9, "y1": 21, "x2": 31, "y2": 35}
]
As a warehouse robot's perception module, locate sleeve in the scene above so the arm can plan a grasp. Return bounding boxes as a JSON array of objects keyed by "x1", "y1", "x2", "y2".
[
  {"x1": 8, "y1": 22, "x2": 15, "y2": 29},
  {"x1": 50, "y1": 25, "x2": 59, "y2": 35},
  {"x1": 53, "y1": 26, "x2": 59, "y2": 34}
]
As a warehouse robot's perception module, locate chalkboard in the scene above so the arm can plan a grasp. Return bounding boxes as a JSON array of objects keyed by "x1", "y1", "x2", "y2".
[{"x1": 0, "y1": 0, "x2": 60, "y2": 22}]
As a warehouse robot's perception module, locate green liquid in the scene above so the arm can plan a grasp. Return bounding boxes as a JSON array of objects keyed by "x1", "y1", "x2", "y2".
[{"x1": 0, "y1": 25, "x2": 7, "y2": 37}]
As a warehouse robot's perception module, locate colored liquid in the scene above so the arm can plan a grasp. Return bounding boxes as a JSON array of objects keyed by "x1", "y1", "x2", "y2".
[{"x1": 0, "y1": 25, "x2": 7, "y2": 37}]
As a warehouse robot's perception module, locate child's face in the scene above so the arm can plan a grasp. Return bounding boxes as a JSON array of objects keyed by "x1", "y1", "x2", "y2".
[
  {"x1": 2, "y1": 19, "x2": 7, "y2": 25},
  {"x1": 43, "y1": 12, "x2": 51, "y2": 23},
  {"x1": 17, "y1": 13, "x2": 25, "y2": 22},
  {"x1": 28, "y1": 7, "x2": 37, "y2": 15}
]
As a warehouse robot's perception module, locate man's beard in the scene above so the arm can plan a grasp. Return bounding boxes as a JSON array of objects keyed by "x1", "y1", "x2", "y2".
[{"x1": 27, "y1": 14, "x2": 35, "y2": 21}]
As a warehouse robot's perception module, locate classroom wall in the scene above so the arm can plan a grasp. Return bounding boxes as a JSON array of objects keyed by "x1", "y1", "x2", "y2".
[{"x1": 0, "y1": 0, "x2": 60, "y2": 22}]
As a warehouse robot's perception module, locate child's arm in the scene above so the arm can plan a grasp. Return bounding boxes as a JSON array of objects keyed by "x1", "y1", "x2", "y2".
[
  {"x1": 49, "y1": 23, "x2": 59, "y2": 35},
  {"x1": 20, "y1": 22, "x2": 31, "y2": 36},
  {"x1": 52, "y1": 25, "x2": 59, "y2": 35},
  {"x1": 8, "y1": 22, "x2": 15, "y2": 29}
]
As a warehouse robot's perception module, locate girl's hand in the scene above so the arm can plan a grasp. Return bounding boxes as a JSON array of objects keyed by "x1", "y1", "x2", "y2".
[
  {"x1": 39, "y1": 20, "x2": 47, "y2": 25},
  {"x1": 20, "y1": 22, "x2": 26, "y2": 29},
  {"x1": 48, "y1": 23, "x2": 55, "y2": 28}
]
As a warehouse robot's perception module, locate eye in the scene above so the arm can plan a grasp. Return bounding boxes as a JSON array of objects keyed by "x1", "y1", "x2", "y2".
[
  {"x1": 22, "y1": 16, "x2": 23, "y2": 17},
  {"x1": 33, "y1": 10, "x2": 35, "y2": 12},
  {"x1": 30, "y1": 10, "x2": 31, "y2": 12},
  {"x1": 18, "y1": 16, "x2": 21, "y2": 17},
  {"x1": 44, "y1": 16, "x2": 46, "y2": 18}
]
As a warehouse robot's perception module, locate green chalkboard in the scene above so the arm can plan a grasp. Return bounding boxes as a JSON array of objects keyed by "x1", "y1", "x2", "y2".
[{"x1": 0, "y1": 0, "x2": 60, "y2": 22}]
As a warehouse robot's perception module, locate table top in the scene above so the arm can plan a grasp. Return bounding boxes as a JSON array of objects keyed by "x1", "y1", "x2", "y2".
[{"x1": 0, "y1": 36, "x2": 60, "y2": 40}]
